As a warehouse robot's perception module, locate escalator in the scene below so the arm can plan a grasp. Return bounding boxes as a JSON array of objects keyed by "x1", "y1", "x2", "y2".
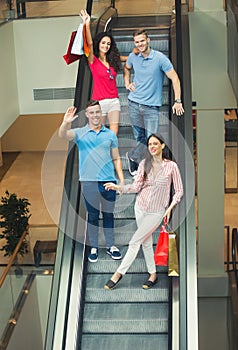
[
  {"x1": 45, "y1": 2, "x2": 197, "y2": 350},
  {"x1": 79, "y1": 19, "x2": 171, "y2": 349}
]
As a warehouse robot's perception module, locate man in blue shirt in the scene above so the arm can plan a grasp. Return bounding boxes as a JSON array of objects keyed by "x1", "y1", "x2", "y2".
[
  {"x1": 124, "y1": 29, "x2": 184, "y2": 176},
  {"x1": 59, "y1": 101, "x2": 124, "y2": 262}
]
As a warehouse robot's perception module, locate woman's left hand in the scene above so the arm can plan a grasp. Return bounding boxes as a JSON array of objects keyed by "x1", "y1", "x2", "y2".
[{"x1": 163, "y1": 208, "x2": 172, "y2": 222}]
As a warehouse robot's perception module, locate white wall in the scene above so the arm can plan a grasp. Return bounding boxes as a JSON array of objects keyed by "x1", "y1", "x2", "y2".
[
  {"x1": 14, "y1": 16, "x2": 80, "y2": 114},
  {"x1": 189, "y1": 10, "x2": 236, "y2": 109},
  {"x1": 0, "y1": 22, "x2": 19, "y2": 137},
  {"x1": 0, "y1": 16, "x2": 81, "y2": 138}
]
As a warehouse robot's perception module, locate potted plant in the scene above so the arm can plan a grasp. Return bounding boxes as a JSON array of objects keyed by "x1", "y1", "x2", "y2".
[
  {"x1": 3, "y1": 0, "x2": 15, "y2": 20},
  {"x1": 0, "y1": 191, "x2": 31, "y2": 273}
]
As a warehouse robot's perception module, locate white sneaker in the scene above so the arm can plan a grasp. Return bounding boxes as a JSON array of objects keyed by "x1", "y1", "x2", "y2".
[
  {"x1": 106, "y1": 246, "x2": 122, "y2": 260},
  {"x1": 88, "y1": 248, "x2": 98, "y2": 262}
]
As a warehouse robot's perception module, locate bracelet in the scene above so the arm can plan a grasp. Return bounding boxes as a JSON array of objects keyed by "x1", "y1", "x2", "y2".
[{"x1": 174, "y1": 99, "x2": 182, "y2": 103}]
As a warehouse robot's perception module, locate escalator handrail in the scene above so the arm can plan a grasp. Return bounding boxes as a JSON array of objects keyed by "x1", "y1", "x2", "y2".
[
  {"x1": 171, "y1": 2, "x2": 198, "y2": 350},
  {"x1": 232, "y1": 227, "x2": 238, "y2": 287}
]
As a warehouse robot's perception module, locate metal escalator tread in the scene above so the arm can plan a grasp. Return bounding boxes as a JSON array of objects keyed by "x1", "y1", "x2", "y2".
[
  {"x1": 85, "y1": 273, "x2": 169, "y2": 303},
  {"x1": 83, "y1": 303, "x2": 168, "y2": 333},
  {"x1": 81, "y1": 334, "x2": 168, "y2": 350}
]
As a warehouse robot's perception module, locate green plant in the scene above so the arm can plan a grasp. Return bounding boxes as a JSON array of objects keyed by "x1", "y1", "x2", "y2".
[{"x1": 0, "y1": 191, "x2": 31, "y2": 257}]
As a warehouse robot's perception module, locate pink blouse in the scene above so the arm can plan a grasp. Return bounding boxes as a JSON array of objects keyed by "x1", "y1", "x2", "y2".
[{"x1": 122, "y1": 159, "x2": 183, "y2": 213}]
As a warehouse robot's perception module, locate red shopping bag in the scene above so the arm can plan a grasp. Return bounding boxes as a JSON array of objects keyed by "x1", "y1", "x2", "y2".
[{"x1": 154, "y1": 220, "x2": 169, "y2": 266}]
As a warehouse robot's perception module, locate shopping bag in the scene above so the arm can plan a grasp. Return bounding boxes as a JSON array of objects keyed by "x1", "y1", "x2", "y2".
[
  {"x1": 63, "y1": 25, "x2": 90, "y2": 64},
  {"x1": 83, "y1": 25, "x2": 90, "y2": 58},
  {"x1": 63, "y1": 31, "x2": 81, "y2": 65},
  {"x1": 71, "y1": 23, "x2": 84, "y2": 55},
  {"x1": 154, "y1": 222, "x2": 169, "y2": 266},
  {"x1": 168, "y1": 232, "x2": 179, "y2": 276}
]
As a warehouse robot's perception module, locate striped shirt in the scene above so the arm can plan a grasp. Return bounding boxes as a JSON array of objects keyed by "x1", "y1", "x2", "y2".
[{"x1": 122, "y1": 159, "x2": 183, "y2": 213}]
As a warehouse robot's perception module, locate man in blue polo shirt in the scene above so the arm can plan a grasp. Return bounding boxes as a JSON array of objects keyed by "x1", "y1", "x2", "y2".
[
  {"x1": 59, "y1": 101, "x2": 124, "y2": 262},
  {"x1": 124, "y1": 29, "x2": 184, "y2": 176}
]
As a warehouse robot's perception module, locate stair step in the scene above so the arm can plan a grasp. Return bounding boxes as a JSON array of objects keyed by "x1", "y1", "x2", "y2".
[
  {"x1": 83, "y1": 302, "x2": 168, "y2": 333},
  {"x1": 96, "y1": 220, "x2": 162, "y2": 246},
  {"x1": 88, "y1": 246, "x2": 167, "y2": 273},
  {"x1": 81, "y1": 334, "x2": 168, "y2": 350},
  {"x1": 85, "y1": 273, "x2": 169, "y2": 303}
]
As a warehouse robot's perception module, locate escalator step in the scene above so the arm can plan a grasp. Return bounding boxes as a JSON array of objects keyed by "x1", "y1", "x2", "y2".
[
  {"x1": 81, "y1": 333, "x2": 168, "y2": 350},
  {"x1": 85, "y1": 273, "x2": 169, "y2": 303},
  {"x1": 83, "y1": 302, "x2": 168, "y2": 334}
]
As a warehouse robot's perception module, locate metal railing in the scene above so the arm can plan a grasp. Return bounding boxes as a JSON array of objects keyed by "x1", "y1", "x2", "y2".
[{"x1": 232, "y1": 228, "x2": 238, "y2": 286}]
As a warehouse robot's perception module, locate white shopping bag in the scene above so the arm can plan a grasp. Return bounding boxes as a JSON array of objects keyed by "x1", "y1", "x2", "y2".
[{"x1": 71, "y1": 23, "x2": 84, "y2": 55}]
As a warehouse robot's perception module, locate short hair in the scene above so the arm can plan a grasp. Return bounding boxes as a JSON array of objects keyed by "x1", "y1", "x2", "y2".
[
  {"x1": 133, "y1": 29, "x2": 148, "y2": 38},
  {"x1": 86, "y1": 100, "x2": 100, "y2": 109}
]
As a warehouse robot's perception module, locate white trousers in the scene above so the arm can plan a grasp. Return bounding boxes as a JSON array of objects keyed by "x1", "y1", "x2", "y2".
[{"x1": 117, "y1": 202, "x2": 164, "y2": 275}]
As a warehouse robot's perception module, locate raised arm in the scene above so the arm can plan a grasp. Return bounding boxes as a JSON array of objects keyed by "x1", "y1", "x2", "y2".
[
  {"x1": 79, "y1": 9, "x2": 94, "y2": 64},
  {"x1": 166, "y1": 68, "x2": 184, "y2": 116},
  {"x1": 58, "y1": 106, "x2": 78, "y2": 141}
]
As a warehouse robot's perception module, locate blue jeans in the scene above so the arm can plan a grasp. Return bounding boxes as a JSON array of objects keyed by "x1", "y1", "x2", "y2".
[
  {"x1": 128, "y1": 100, "x2": 160, "y2": 164},
  {"x1": 81, "y1": 181, "x2": 116, "y2": 249}
]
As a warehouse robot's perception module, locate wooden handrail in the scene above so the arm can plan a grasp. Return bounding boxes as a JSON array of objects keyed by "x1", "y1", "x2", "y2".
[
  {"x1": 0, "y1": 230, "x2": 28, "y2": 288},
  {"x1": 29, "y1": 223, "x2": 57, "y2": 228}
]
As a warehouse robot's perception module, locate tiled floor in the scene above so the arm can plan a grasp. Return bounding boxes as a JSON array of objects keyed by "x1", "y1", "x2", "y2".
[{"x1": 0, "y1": 151, "x2": 66, "y2": 264}]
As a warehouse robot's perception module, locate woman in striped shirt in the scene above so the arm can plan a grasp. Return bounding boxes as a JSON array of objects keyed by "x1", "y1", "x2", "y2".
[{"x1": 104, "y1": 133, "x2": 183, "y2": 290}]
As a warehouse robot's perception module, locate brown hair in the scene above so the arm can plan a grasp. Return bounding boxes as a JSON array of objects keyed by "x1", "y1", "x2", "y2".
[
  {"x1": 86, "y1": 100, "x2": 100, "y2": 109},
  {"x1": 143, "y1": 133, "x2": 170, "y2": 180},
  {"x1": 133, "y1": 29, "x2": 148, "y2": 38}
]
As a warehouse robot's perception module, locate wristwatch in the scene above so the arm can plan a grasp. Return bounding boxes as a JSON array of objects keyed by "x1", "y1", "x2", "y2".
[{"x1": 174, "y1": 99, "x2": 182, "y2": 103}]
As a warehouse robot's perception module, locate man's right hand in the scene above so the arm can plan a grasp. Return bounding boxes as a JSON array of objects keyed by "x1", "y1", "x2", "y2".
[{"x1": 63, "y1": 106, "x2": 78, "y2": 123}]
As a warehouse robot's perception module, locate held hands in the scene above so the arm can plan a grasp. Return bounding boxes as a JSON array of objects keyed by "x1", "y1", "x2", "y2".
[
  {"x1": 63, "y1": 106, "x2": 78, "y2": 124},
  {"x1": 79, "y1": 9, "x2": 90, "y2": 24},
  {"x1": 104, "y1": 183, "x2": 119, "y2": 192},
  {"x1": 126, "y1": 82, "x2": 136, "y2": 92},
  {"x1": 172, "y1": 102, "x2": 184, "y2": 116}
]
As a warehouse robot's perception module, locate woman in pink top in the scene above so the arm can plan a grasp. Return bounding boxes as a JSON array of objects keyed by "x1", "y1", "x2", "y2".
[
  {"x1": 80, "y1": 9, "x2": 126, "y2": 135},
  {"x1": 103, "y1": 133, "x2": 183, "y2": 290}
]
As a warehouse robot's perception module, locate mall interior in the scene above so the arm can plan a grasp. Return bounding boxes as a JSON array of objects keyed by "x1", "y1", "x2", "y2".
[{"x1": 0, "y1": 1, "x2": 237, "y2": 349}]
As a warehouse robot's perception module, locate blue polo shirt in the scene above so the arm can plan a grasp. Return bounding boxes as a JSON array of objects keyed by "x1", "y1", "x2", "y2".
[
  {"x1": 127, "y1": 49, "x2": 173, "y2": 106},
  {"x1": 72, "y1": 124, "x2": 118, "y2": 181}
]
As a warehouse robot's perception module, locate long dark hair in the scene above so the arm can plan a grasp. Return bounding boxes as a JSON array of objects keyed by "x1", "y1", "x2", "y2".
[
  {"x1": 143, "y1": 133, "x2": 170, "y2": 180},
  {"x1": 93, "y1": 32, "x2": 121, "y2": 72}
]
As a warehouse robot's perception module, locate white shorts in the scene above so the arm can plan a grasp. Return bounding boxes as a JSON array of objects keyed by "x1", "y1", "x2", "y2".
[{"x1": 99, "y1": 98, "x2": 121, "y2": 116}]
